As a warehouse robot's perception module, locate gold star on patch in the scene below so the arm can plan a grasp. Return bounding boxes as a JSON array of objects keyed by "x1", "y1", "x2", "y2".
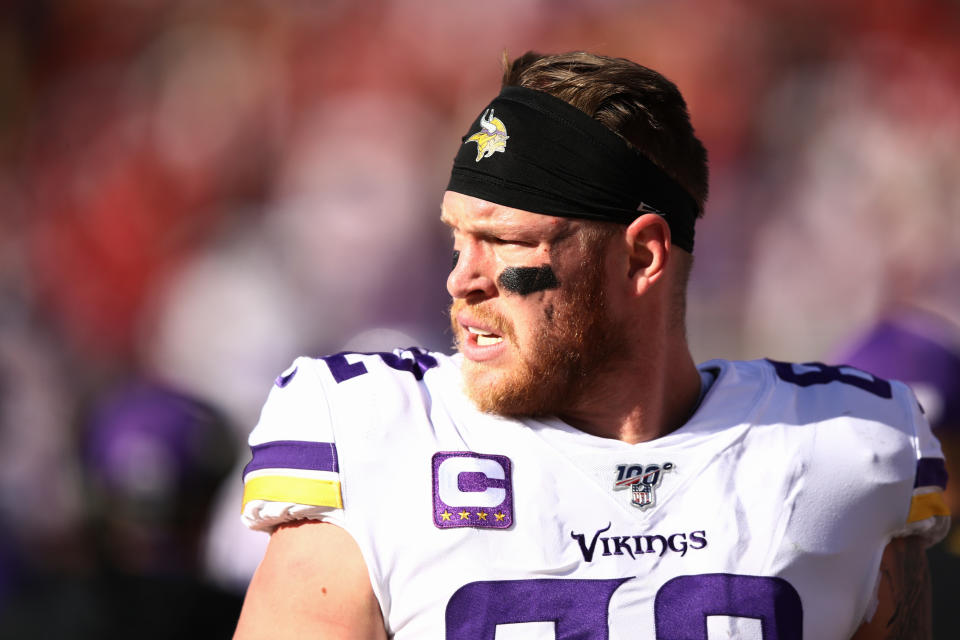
[
  {"x1": 440, "y1": 510, "x2": 452, "y2": 521},
  {"x1": 476, "y1": 511, "x2": 487, "y2": 520},
  {"x1": 494, "y1": 512, "x2": 505, "y2": 521},
  {"x1": 458, "y1": 510, "x2": 471, "y2": 520}
]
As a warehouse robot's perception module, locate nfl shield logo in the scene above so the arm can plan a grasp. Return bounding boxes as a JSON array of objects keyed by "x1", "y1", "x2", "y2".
[
  {"x1": 631, "y1": 482, "x2": 653, "y2": 508},
  {"x1": 614, "y1": 462, "x2": 674, "y2": 510}
]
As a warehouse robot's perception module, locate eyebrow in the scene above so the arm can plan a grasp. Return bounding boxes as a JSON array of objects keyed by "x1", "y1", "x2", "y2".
[{"x1": 440, "y1": 208, "x2": 530, "y2": 233}]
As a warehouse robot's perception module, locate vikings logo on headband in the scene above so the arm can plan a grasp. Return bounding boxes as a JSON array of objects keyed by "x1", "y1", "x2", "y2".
[
  {"x1": 447, "y1": 86, "x2": 700, "y2": 253},
  {"x1": 465, "y1": 109, "x2": 509, "y2": 161}
]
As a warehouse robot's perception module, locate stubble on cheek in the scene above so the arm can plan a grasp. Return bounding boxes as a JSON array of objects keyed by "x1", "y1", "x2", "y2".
[{"x1": 453, "y1": 260, "x2": 616, "y2": 418}]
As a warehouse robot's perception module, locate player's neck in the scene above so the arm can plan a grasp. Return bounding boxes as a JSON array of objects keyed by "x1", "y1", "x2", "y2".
[{"x1": 558, "y1": 332, "x2": 701, "y2": 444}]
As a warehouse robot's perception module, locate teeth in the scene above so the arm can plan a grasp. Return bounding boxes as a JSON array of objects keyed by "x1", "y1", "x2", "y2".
[{"x1": 465, "y1": 325, "x2": 503, "y2": 346}]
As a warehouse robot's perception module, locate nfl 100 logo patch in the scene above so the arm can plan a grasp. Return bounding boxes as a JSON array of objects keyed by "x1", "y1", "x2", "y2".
[
  {"x1": 432, "y1": 452, "x2": 513, "y2": 529},
  {"x1": 613, "y1": 462, "x2": 674, "y2": 510}
]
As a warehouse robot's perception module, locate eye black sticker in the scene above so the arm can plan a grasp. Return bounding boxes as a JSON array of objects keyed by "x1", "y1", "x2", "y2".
[{"x1": 498, "y1": 265, "x2": 560, "y2": 296}]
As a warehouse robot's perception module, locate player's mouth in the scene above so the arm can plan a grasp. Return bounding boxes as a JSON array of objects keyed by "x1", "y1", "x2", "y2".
[
  {"x1": 467, "y1": 325, "x2": 503, "y2": 347},
  {"x1": 455, "y1": 313, "x2": 510, "y2": 362}
]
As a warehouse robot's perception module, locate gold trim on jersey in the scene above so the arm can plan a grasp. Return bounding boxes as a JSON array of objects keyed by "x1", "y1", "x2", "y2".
[
  {"x1": 907, "y1": 491, "x2": 949, "y2": 523},
  {"x1": 242, "y1": 475, "x2": 343, "y2": 510}
]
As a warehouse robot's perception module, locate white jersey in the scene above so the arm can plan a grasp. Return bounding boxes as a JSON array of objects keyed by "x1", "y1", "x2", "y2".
[{"x1": 241, "y1": 349, "x2": 948, "y2": 640}]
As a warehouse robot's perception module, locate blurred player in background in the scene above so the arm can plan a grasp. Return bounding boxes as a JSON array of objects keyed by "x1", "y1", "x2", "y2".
[
  {"x1": 232, "y1": 52, "x2": 948, "y2": 639},
  {"x1": 0, "y1": 382, "x2": 241, "y2": 638}
]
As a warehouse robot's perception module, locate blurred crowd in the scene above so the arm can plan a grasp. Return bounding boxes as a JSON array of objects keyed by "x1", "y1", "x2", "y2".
[{"x1": 1, "y1": 0, "x2": 958, "y2": 636}]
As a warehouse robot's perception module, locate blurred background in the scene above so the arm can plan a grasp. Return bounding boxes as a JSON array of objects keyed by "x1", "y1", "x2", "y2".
[{"x1": 0, "y1": 0, "x2": 958, "y2": 636}]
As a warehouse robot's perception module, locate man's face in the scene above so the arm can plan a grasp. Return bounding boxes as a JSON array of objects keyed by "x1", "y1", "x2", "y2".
[{"x1": 442, "y1": 191, "x2": 625, "y2": 417}]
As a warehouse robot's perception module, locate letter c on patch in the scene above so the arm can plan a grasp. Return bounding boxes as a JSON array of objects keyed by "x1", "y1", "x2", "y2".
[{"x1": 437, "y1": 456, "x2": 506, "y2": 507}]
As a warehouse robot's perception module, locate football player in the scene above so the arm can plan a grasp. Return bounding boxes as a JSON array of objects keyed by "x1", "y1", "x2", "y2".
[{"x1": 233, "y1": 52, "x2": 947, "y2": 639}]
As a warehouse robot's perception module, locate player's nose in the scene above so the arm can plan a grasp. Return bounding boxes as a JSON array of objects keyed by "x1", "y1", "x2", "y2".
[{"x1": 447, "y1": 244, "x2": 497, "y2": 301}]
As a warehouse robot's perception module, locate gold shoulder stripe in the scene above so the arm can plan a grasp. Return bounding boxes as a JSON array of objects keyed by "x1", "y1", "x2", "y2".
[
  {"x1": 907, "y1": 491, "x2": 950, "y2": 523},
  {"x1": 242, "y1": 475, "x2": 343, "y2": 510}
]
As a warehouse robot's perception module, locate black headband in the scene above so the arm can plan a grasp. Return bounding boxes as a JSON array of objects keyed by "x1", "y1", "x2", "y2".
[{"x1": 446, "y1": 86, "x2": 699, "y2": 253}]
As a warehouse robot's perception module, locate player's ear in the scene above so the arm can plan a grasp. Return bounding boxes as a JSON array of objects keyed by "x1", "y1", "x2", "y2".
[{"x1": 624, "y1": 214, "x2": 670, "y2": 296}]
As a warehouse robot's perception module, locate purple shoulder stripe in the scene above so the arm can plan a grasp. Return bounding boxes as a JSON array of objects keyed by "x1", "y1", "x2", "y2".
[
  {"x1": 243, "y1": 440, "x2": 339, "y2": 477},
  {"x1": 915, "y1": 457, "x2": 947, "y2": 489}
]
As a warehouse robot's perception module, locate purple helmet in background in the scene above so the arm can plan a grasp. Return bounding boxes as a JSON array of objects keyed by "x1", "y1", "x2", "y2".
[
  {"x1": 833, "y1": 307, "x2": 960, "y2": 432},
  {"x1": 83, "y1": 382, "x2": 237, "y2": 526}
]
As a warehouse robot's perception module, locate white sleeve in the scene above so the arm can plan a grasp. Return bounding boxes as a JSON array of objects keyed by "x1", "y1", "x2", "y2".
[
  {"x1": 893, "y1": 381, "x2": 950, "y2": 546},
  {"x1": 240, "y1": 356, "x2": 346, "y2": 532}
]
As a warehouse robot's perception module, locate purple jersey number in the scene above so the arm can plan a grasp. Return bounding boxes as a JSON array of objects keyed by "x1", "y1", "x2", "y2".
[
  {"x1": 768, "y1": 359, "x2": 891, "y2": 399},
  {"x1": 445, "y1": 573, "x2": 802, "y2": 639},
  {"x1": 322, "y1": 348, "x2": 438, "y2": 384},
  {"x1": 655, "y1": 574, "x2": 802, "y2": 640},
  {"x1": 446, "y1": 578, "x2": 630, "y2": 639}
]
